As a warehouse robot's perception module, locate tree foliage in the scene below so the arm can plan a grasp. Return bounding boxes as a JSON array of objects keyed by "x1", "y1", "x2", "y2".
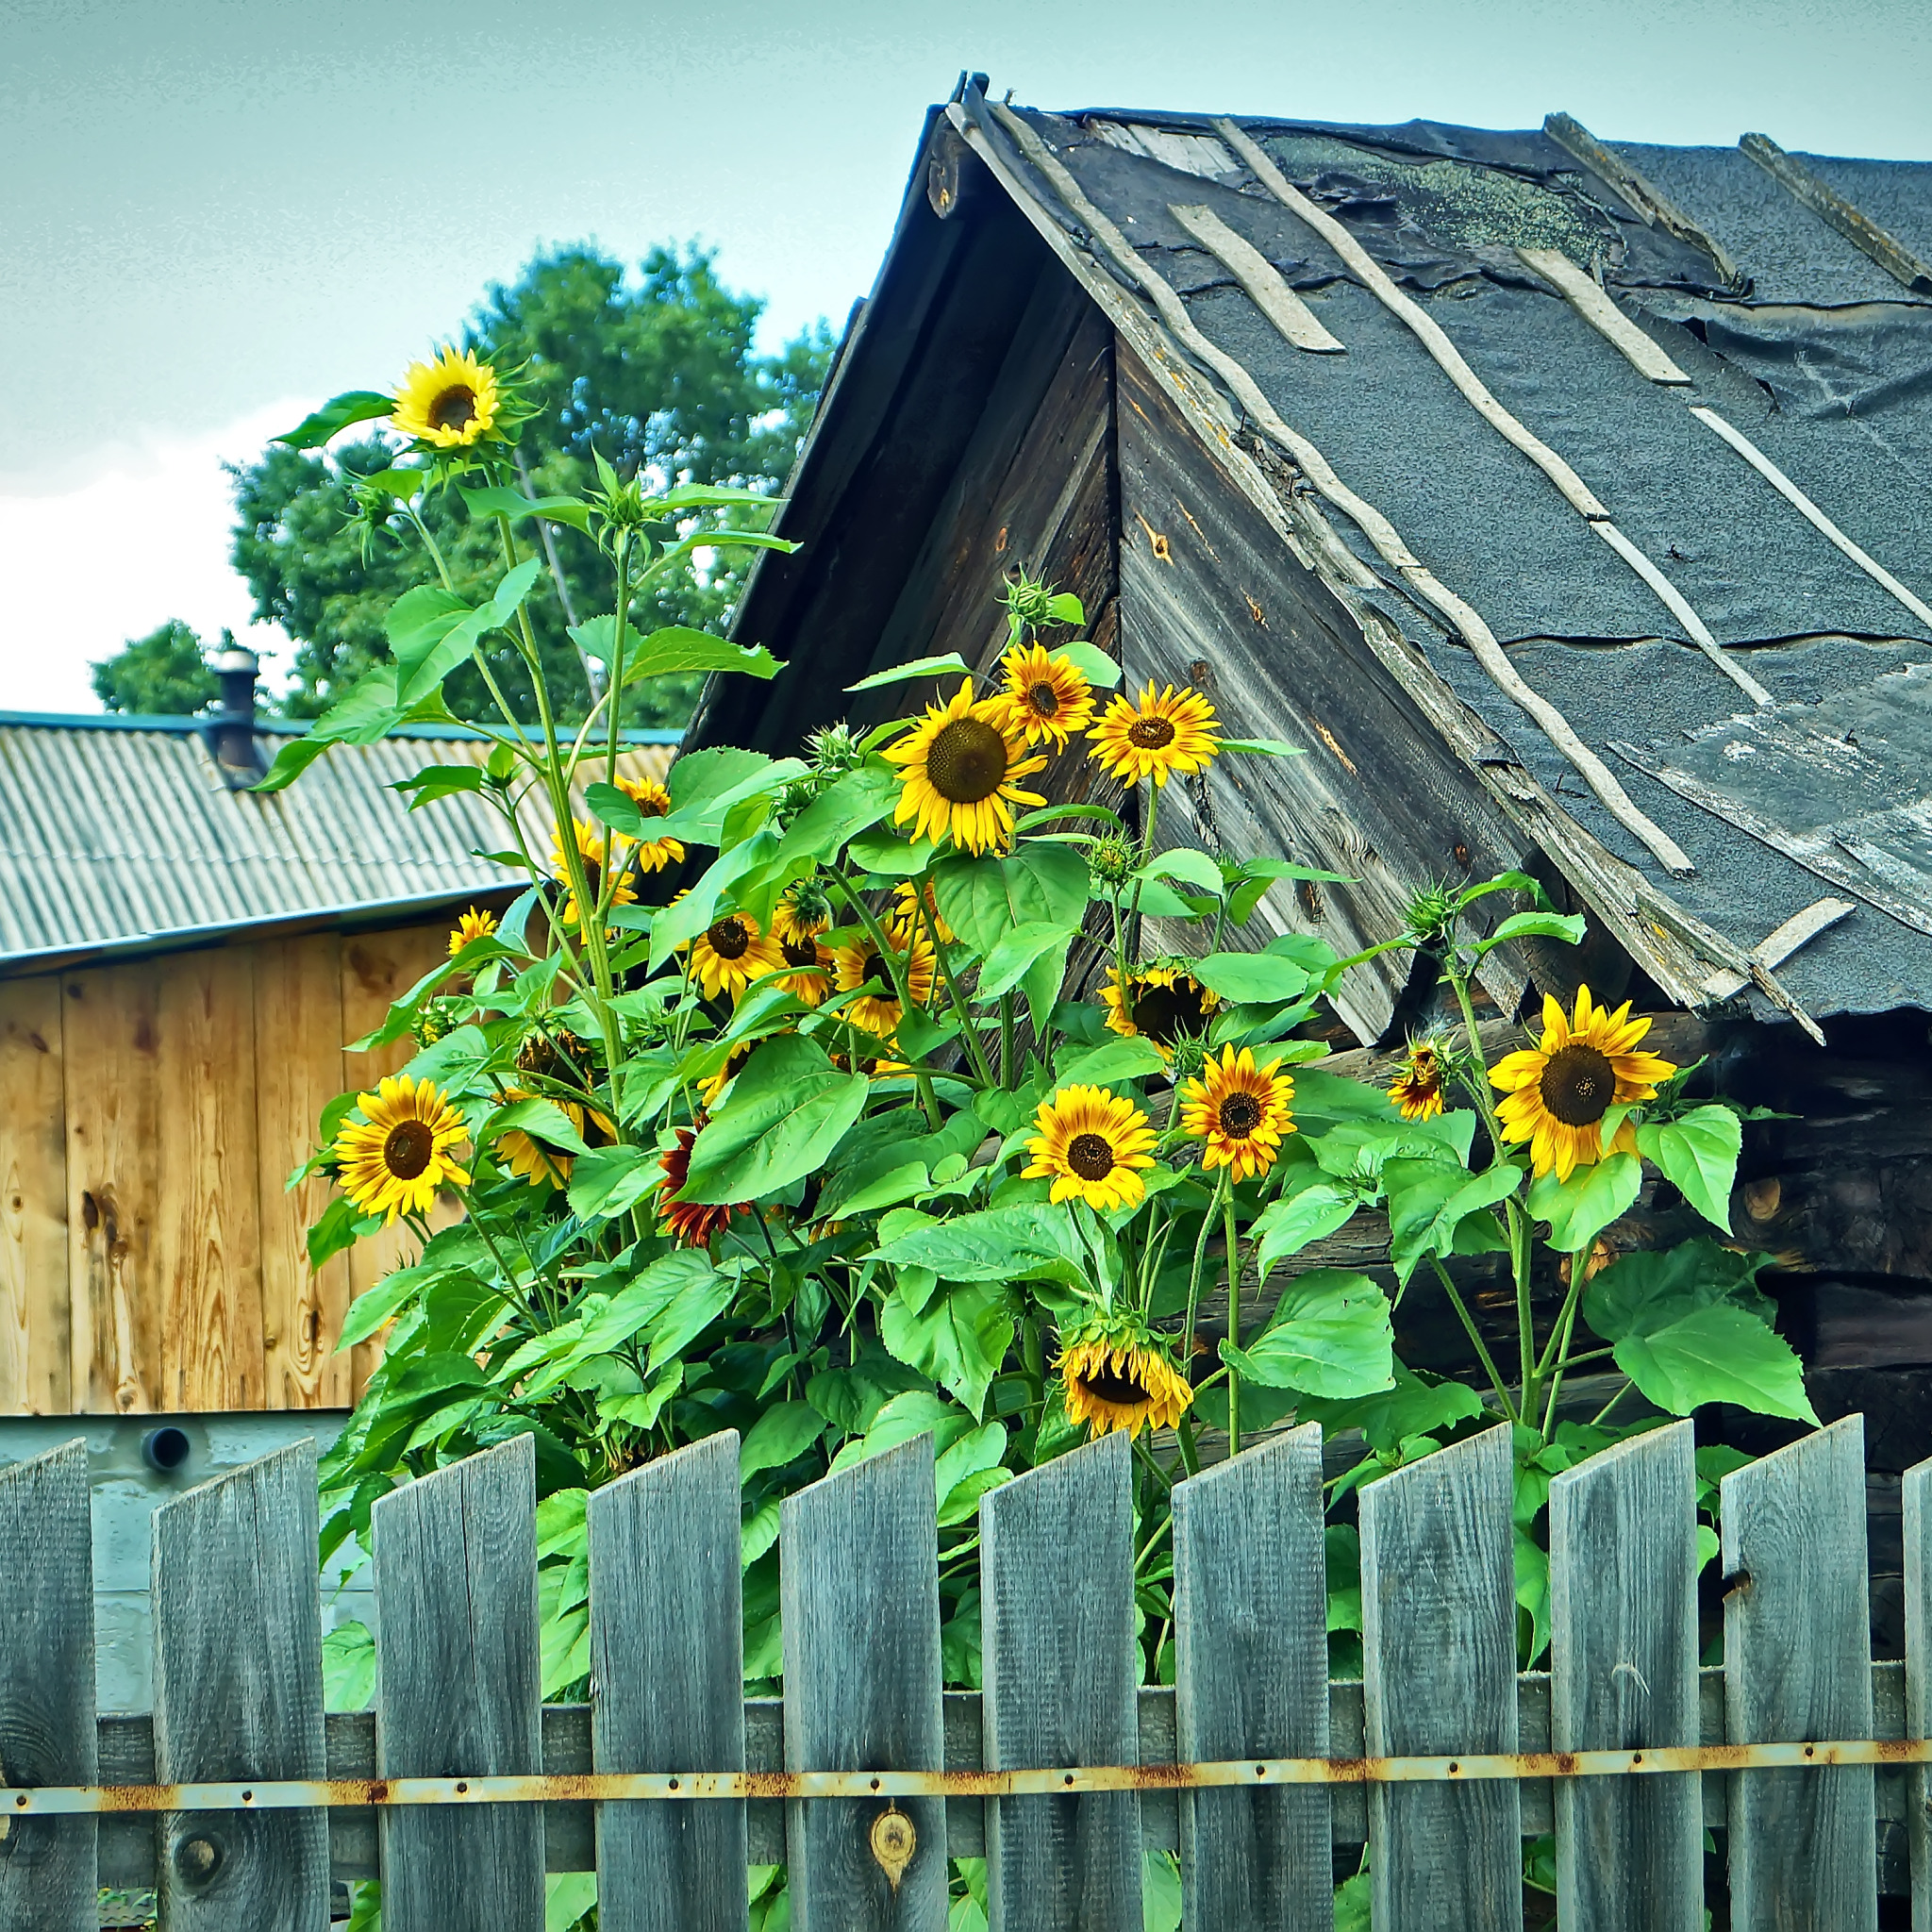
[{"x1": 91, "y1": 619, "x2": 221, "y2": 715}]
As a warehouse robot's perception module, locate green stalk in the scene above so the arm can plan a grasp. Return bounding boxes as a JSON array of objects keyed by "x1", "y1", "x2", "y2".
[
  {"x1": 1000, "y1": 992, "x2": 1018, "y2": 1090},
  {"x1": 1427, "y1": 1256, "x2": 1518, "y2": 1422},
  {"x1": 915, "y1": 886, "x2": 995, "y2": 1087},
  {"x1": 1224, "y1": 1188, "x2": 1245, "y2": 1459},
  {"x1": 824, "y1": 871, "x2": 942, "y2": 1129},
  {"x1": 604, "y1": 528, "x2": 631, "y2": 791}
]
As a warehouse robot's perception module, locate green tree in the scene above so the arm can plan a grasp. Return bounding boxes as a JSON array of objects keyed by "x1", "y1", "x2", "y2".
[
  {"x1": 230, "y1": 242, "x2": 833, "y2": 726},
  {"x1": 91, "y1": 619, "x2": 220, "y2": 715}
]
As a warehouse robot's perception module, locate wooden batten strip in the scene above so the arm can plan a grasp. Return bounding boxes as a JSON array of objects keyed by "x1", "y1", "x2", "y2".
[
  {"x1": 1691, "y1": 405, "x2": 1932, "y2": 632},
  {"x1": 1740, "y1": 133, "x2": 1932, "y2": 297},
  {"x1": 1167, "y1": 202, "x2": 1346, "y2": 352},
  {"x1": 1515, "y1": 246, "x2": 1691, "y2": 384},
  {"x1": 1591, "y1": 522, "x2": 1774, "y2": 705},
  {"x1": 1701, "y1": 895, "x2": 1856, "y2": 1000}
]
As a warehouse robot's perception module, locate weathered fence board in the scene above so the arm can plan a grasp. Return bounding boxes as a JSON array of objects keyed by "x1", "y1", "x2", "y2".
[
  {"x1": 782, "y1": 1432, "x2": 947, "y2": 1932},
  {"x1": 1548, "y1": 1418, "x2": 1702, "y2": 1931},
  {"x1": 0, "y1": 1440, "x2": 95, "y2": 1932},
  {"x1": 373, "y1": 1432, "x2": 544, "y2": 1932},
  {"x1": 1174, "y1": 1423, "x2": 1330, "y2": 1932},
  {"x1": 152, "y1": 1441, "x2": 329, "y2": 1929},
  {"x1": 1724, "y1": 1412, "x2": 1878, "y2": 1928},
  {"x1": 590, "y1": 1428, "x2": 748, "y2": 1932},
  {"x1": 1905, "y1": 1451, "x2": 1932, "y2": 1931},
  {"x1": 1360, "y1": 1422, "x2": 1521, "y2": 1931},
  {"x1": 980, "y1": 1428, "x2": 1141, "y2": 1932}
]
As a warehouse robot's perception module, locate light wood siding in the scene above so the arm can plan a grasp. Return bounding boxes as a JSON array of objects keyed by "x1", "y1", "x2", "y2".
[{"x1": 0, "y1": 976, "x2": 70, "y2": 1413}]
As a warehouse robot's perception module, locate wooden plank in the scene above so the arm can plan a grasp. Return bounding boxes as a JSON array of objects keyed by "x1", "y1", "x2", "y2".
[
  {"x1": 980, "y1": 1429, "x2": 1140, "y2": 1932},
  {"x1": 0, "y1": 1440, "x2": 95, "y2": 1930},
  {"x1": 782, "y1": 1433, "x2": 946, "y2": 1932},
  {"x1": 373, "y1": 1434, "x2": 543, "y2": 1932},
  {"x1": 1169, "y1": 203, "x2": 1346, "y2": 353},
  {"x1": 0, "y1": 975, "x2": 69, "y2": 1413},
  {"x1": 1740, "y1": 133, "x2": 1932, "y2": 297},
  {"x1": 152, "y1": 1441, "x2": 328, "y2": 1929},
  {"x1": 1700, "y1": 895, "x2": 1856, "y2": 999},
  {"x1": 1907, "y1": 1452, "x2": 1932, "y2": 1929},
  {"x1": 1547, "y1": 1418, "x2": 1701, "y2": 1930},
  {"x1": 1173, "y1": 1423, "x2": 1330, "y2": 1931},
  {"x1": 254, "y1": 934, "x2": 352, "y2": 1408},
  {"x1": 590, "y1": 1429, "x2": 747, "y2": 1932},
  {"x1": 1723, "y1": 1411, "x2": 1877, "y2": 1928},
  {"x1": 1515, "y1": 247, "x2": 1690, "y2": 384},
  {"x1": 1358, "y1": 1422, "x2": 1520, "y2": 1930}
]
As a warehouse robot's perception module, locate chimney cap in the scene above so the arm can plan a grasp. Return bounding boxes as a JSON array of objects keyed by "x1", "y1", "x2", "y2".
[{"x1": 213, "y1": 644, "x2": 258, "y2": 675}]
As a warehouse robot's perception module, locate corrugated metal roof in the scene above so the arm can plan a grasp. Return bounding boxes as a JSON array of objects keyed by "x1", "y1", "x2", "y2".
[{"x1": 0, "y1": 718, "x2": 675, "y2": 965}]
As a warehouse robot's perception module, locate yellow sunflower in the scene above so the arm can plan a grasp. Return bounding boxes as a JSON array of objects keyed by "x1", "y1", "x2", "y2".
[
  {"x1": 552, "y1": 817, "x2": 637, "y2": 930},
  {"x1": 994, "y1": 642, "x2": 1097, "y2": 749},
  {"x1": 448, "y1": 907, "x2": 497, "y2": 958},
  {"x1": 889, "y1": 879, "x2": 956, "y2": 947},
  {"x1": 768, "y1": 885, "x2": 835, "y2": 1007},
  {"x1": 1023, "y1": 1084, "x2": 1159, "y2": 1212},
  {"x1": 772, "y1": 881, "x2": 831, "y2": 948},
  {"x1": 334, "y1": 1074, "x2": 470, "y2": 1224},
  {"x1": 614, "y1": 774, "x2": 685, "y2": 874},
  {"x1": 391, "y1": 345, "x2": 501, "y2": 449},
  {"x1": 1180, "y1": 1045, "x2": 1295, "y2": 1183},
  {"x1": 1099, "y1": 963, "x2": 1221, "y2": 1061},
  {"x1": 832, "y1": 927, "x2": 936, "y2": 1042},
  {"x1": 686, "y1": 911, "x2": 784, "y2": 1004},
  {"x1": 1490, "y1": 986, "x2": 1678, "y2": 1183},
  {"x1": 1090, "y1": 681, "x2": 1222, "y2": 789},
  {"x1": 883, "y1": 678, "x2": 1047, "y2": 855},
  {"x1": 1058, "y1": 1312, "x2": 1193, "y2": 1439},
  {"x1": 495, "y1": 1091, "x2": 584, "y2": 1191},
  {"x1": 698, "y1": 1042, "x2": 756, "y2": 1110},
  {"x1": 1388, "y1": 1041, "x2": 1447, "y2": 1122}
]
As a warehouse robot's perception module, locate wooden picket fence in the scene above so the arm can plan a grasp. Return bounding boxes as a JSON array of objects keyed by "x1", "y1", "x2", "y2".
[{"x1": 0, "y1": 1414, "x2": 1926, "y2": 1930}]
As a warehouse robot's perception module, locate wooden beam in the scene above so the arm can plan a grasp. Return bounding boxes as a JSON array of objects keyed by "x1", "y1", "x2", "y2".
[
  {"x1": 1740, "y1": 133, "x2": 1932, "y2": 297},
  {"x1": 1168, "y1": 203, "x2": 1346, "y2": 353},
  {"x1": 1515, "y1": 246, "x2": 1690, "y2": 385}
]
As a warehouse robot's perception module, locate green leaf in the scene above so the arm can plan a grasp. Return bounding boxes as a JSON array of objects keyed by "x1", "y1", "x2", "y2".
[
  {"x1": 308, "y1": 1195, "x2": 378, "y2": 1276},
  {"x1": 846, "y1": 651, "x2": 974, "y2": 691},
  {"x1": 740, "y1": 1402, "x2": 825, "y2": 1480},
  {"x1": 619, "y1": 625, "x2": 782, "y2": 684},
  {"x1": 565, "y1": 1144, "x2": 658, "y2": 1222},
  {"x1": 276, "y1": 390, "x2": 392, "y2": 448},
  {"x1": 977, "y1": 920, "x2": 1078, "y2": 1001},
  {"x1": 871, "y1": 1203, "x2": 1087, "y2": 1287},
  {"x1": 1220, "y1": 738, "x2": 1303, "y2": 758},
  {"x1": 1054, "y1": 1034, "x2": 1167, "y2": 1090},
  {"x1": 776, "y1": 762, "x2": 898, "y2": 868},
  {"x1": 1527, "y1": 1153, "x2": 1641, "y2": 1256},
  {"x1": 1297, "y1": 1363, "x2": 1484, "y2": 1455},
  {"x1": 644, "y1": 1269, "x2": 739, "y2": 1375},
  {"x1": 487, "y1": 1095, "x2": 590, "y2": 1158},
  {"x1": 335, "y1": 1248, "x2": 459, "y2": 1349},
  {"x1": 1222, "y1": 1270, "x2": 1394, "y2": 1398},
  {"x1": 1516, "y1": 1527, "x2": 1552, "y2": 1666},
  {"x1": 601, "y1": 1362, "x2": 683, "y2": 1434},
  {"x1": 933, "y1": 844, "x2": 1089, "y2": 957},
  {"x1": 1055, "y1": 640, "x2": 1122, "y2": 688},
  {"x1": 547, "y1": 1874, "x2": 598, "y2": 1932},
  {"x1": 1474, "y1": 910, "x2": 1587, "y2": 957},
  {"x1": 1334, "y1": 1871, "x2": 1372, "y2": 1932},
  {"x1": 1251, "y1": 1183, "x2": 1362, "y2": 1278},
  {"x1": 1022, "y1": 936, "x2": 1073, "y2": 1034},
  {"x1": 391, "y1": 558, "x2": 543, "y2": 708},
  {"x1": 1636, "y1": 1106, "x2": 1741, "y2": 1234},
  {"x1": 847, "y1": 827, "x2": 938, "y2": 877},
  {"x1": 1142, "y1": 1849, "x2": 1183, "y2": 1932},
  {"x1": 934, "y1": 1420, "x2": 1008, "y2": 1502},
  {"x1": 1615, "y1": 1304, "x2": 1818, "y2": 1424},
  {"x1": 391, "y1": 762, "x2": 486, "y2": 809},
  {"x1": 679, "y1": 1035, "x2": 870, "y2": 1205},
  {"x1": 741, "y1": 1498, "x2": 781, "y2": 1569},
  {"x1": 460, "y1": 482, "x2": 593, "y2": 535},
  {"x1": 1044, "y1": 591, "x2": 1086, "y2": 625},
  {"x1": 1190, "y1": 951, "x2": 1311, "y2": 1004},
  {"x1": 322, "y1": 1621, "x2": 376, "y2": 1711},
  {"x1": 879, "y1": 1279, "x2": 1013, "y2": 1419},
  {"x1": 1386, "y1": 1161, "x2": 1521, "y2": 1282},
  {"x1": 1582, "y1": 1239, "x2": 1774, "y2": 1343}
]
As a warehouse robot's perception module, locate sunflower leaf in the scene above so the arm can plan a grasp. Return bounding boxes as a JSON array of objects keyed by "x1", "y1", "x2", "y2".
[
  {"x1": 1054, "y1": 641, "x2": 1123, "y2": 688},
  {"x1": 565, "y1": 1144, "x2": 658, "y2": 1223},
  {"x1": 1223, "y1": 1269, "x2": 1394, "y2": 1397},
  {"x1": 1582, "y1": 1239, "x2": 1775, "y2": 1343},
  {"x1": 395, "y1": 558, "x2": 543, "y2": 707},
  {"x1": 1138, "y1": 846, "x2": 1224, "y2": 895},
  {"x1": 869, "y1": 1204, "x2": 1088, "y2": 1287},
  {"x1": 1386, "y1": 1160, "x2": 1522, "y2": 1282},
  {"x1": 1053, "y1": 1035, "x2": 1167, "y2": 1090},
  {"x1": 1191, "y1": 952, "x2": 1311, "y2": 1004},
  {"x1": 1219, "y1": 738, "x2": 1304, "y2": 758},
  {"x1": 739, "y1": 1402, "x2": 826, "y2": 1481},
  {"x1": 1636, "y1": 1106, "x2": 1741, "y2": 1234},
  {"x1": 878, "y1": 1279, "x2": 1013, "y2": 1420},
  {"x1": 977, "y1": 920, "x2": 1077, "y2": 1001},
  {"x1": 275, "y1": 390, "x2": 392, "y2": 449},
  {"x1": 486, "y1": 1095, "x2": 590, "y2": 1158},
  {"x1": 1474, "y1": 910, "x2": 1588, "y2": 958},
  {"x1": 846, "y1": 652, "x2": 974, "y2": 691},
  {"x1": 1251, "y1": 1182, "x2": 1363, "y2": 1279},
  {"x1": 933, "y1": 844, "x2": 1090, "y2": 957},
  {"x1": 1613, "y1": 1304, "x2": 1818, "y2": 1424},
  {"x1": 776, "y1": 762, "x2": 899, "y2": 869},
  {"x1": 621, "y1": 625, "x2": 783, "y2": 685},
  {"x1": 677, "y1": 1034, "x2": 869, "y2": 1205},
  {"x1": 462, "y1": 483, "x2": 592, "y2": 535},
  {"x1": 1527, "y1": 1153, "x2": 1641, "y2": 1256}
]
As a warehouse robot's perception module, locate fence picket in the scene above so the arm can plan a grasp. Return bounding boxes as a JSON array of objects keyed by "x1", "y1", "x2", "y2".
[
  {"x1": 373, "y1": 1434, "x2": 544, "y2": 1932},
  {"x1": 980, "y1": 1428, "x2": 1140, "y2": 1932},
  {"x1": 1905, "y1": 1452, "x2": 1932, "y2": 1930},
  {"x1": 1173, "y1": 1423, "x2": 1330, "y2": 1931},
  {"x1": 0, "y1": 1440, "x2": 95, "y2": 1932},
  {"x1": 1724, "y1": 1413, "x2": 1877, "y2": 1927},
  {"x1": 1547, "y1": 1418, "x2": 1701, "y2": 1930},
  {"x1": 782, "y1": 1431, "x2": 947, "y2": 1932},
  {"x1": 1359, "y1": 1421, "x2": 1519, "y2": 1930},
  {"x1": 590, "y1": 1428, "x2": 747, "y2": 1932},
  {"x1": 151, "y1": 1441, "x2": 329, "y2": 1929}
]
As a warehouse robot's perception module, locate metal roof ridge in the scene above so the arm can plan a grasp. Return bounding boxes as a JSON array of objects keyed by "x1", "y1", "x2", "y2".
[{"x1": 0, "y1": 708, "x2": 683, "y2": 743}]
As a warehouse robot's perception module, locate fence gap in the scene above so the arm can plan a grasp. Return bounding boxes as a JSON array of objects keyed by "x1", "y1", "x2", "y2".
[
  {"x1": 1174, "y1": 1423, "x2": 1330, "y2": 1931},
  {"x1": 373, "y1": 1432, "x2": 543, "y2": 1932},
  {"x1": 980, "y1": 1428, "x2": 1141, "y2": 1932},
  {"x1": 589, "y1": 1427, "x2": 747, "y2": 1932},
  {"x1": 1359, "y1": 1420, "x2": 1520, "y2": 1930}
]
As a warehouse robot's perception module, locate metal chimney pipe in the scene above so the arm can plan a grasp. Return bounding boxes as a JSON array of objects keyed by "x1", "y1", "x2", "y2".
[{"x1": 211, "y1": 642, "x2": 259, "y2": 771}]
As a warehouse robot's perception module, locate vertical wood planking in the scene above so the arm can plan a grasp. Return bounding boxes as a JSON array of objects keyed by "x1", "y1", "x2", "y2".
[
  {"x1": 590, "y1": 1430, "x2": 747, "y2": 1932},
  {"x1": 1173, "y1": 1424, "x2": 1330, "y2": 1931},
  {"x1": 373, "y1": 1434, "x2": 543, "y2": 1932},
  {"x1": 0, "y1": 976, "x2": 69, "y2": 1413},
  {"x1": 152, "y1": 1441, "x2": 328, "y2": 1929},
  {"x1": 1359, "y1": 1423, "x2": 1520, "y2": 1930},
  {"x1": 980, "y1": 1429, "x2": 1141, "y2": 1932},
  {"x1": 0, "y1": 1441, "x2": 95, "y2": 1930},
  {"x1": 1548, "y1": 1419, "x2": 1702, "y2": 1931},
  {"x1": 782, "y1": 1433, "x2": 947, "y2": 1932},
  {"x1": 1724, "y1": 1413, "x2": 1877, "y2": 1928},
  {"x1": 1905, "y1": 1452, "x2": 1932, "y2": 1929}
]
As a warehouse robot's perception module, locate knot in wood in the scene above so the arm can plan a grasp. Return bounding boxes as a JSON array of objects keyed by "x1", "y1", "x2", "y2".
[
  {"x1": 175, "y1": 1832, "x2": 223, "y2": 1886},
  {"x1": 869, "y1": 1805, "x2": 917, "y2": 1890}
]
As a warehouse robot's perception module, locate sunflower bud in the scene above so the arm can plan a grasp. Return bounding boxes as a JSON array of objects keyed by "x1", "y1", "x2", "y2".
[
  {"x1": 1403, "y1": 883, "x2": 1461, "y2": 945},
  {"x1": 1090, "y1": 834, "x2": 1138, "y2": 890},
  {"x1": 1003, "y1": 570, "x2": 1057, "y2": 633},
  {"x1": 806, "y1": 720, "x2": 864, "y2": 777},
  {"x1": 1166, "y1": 1030, "x2": 1210, "y2": 1081},
  {"x1": 411, "y1": 994, "x2": 461, "y2": 1049}
]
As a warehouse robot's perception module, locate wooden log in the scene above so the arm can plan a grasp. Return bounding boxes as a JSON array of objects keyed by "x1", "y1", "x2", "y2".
[
  {"x1": 1905, "y1": 1451, "x2": 1932, "y2": 1929},
  {"x1": 1359, "y1": 1422, "x2": 1520, "y2": 1929},
  {"x1": 590, "y1": 1429, "x2": 747, "y2": 1932},
  {"x1": 0, "y1": 1441, "x2": 95, "y2": 1931},
  {"x1": 980, "y1": 1429, "x2": 1141, "y2": 1932},
  {"x1": 152, "y1": 1441, "x2": 328, "y2": 1930},
  {"x1": 1173, "y1": 1423, "x2": 1331, "y2": 1930},
  {"x1": 373, "y1": 1434, "x2": 543, "y2": 1932},
  {"x1": 1548, "y1": 1419, "x2": 1701, "y2": 1930},
  {"x1": 1723, "y1": 1412, "x2": 1877, "y2": 1927},
  {"x1": 782, "y1": 1433, "x2": 947, "y2": 1932}
]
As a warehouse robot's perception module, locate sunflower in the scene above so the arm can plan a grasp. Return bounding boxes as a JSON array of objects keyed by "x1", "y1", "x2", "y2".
[
  {"x1": 1090, "y1": 681, "x2": 1222, "y2": 789},
  {"x1": 1490, "y1": 986, "x2": 1678, "y2": 1183},
  {"x1": 769, "y1": 885, "x2": 835, "y2": 1006},
  {"x1": 1058, "y1": 1310, "x2": 1193, "y2": 1440},
  {"x1": 1388, "y1": 1041, "x2": 1447, "y2": 1122},
  {"x1": 889, "y1": 879, "x2": 956, "y2": 947},
  {"x1": 494, "y1": 1090, "x2": 585, "y2": 1191},
  {"x1": 447, "y1": 907, "x2": 497, "y2": 958},
  {"x1": 334, "y1": 1074, "x2": 470, "y2": 1224},
  {"x1": 833, "y1": 927, "x2": 936, "y2": 1042},
  {"x1": 1099, "y1": 963, "x2": 1221, "y2": 1061},
  {"x1": 1023, "y1": 1084, "x2": 1159, "y2": 1212},
  {"x1": 552, "y1": 817, "x2": 637, "y2": 930},
  {"x1": 1180, "y1": 1045, "x2": 1295, "y2": 1184},
  {"x1": 657, "y1": 1127, "x2": 752, "y2": 1247},
  {"x1": 698, "y1": 1042, "x2": 756, "y2": 1110},
  {"x1": 883, "y1": 678, "x2": 1047, "y2": 855},
  {"x1": 772, "y1": 880, "x2": 832, "y2": 948},
  {"x1": 994, "y1": 643, "x2": 1096, "y2": 750},
  {"x1": 686, "y1": 911, "x2": 784, "y2": 1004},
  {"x1": 391, "y1": 345, "x2": 501, "y2": 449},
  {"x1": 614, "y1": 774, "x2": 685, "y2": 874}
]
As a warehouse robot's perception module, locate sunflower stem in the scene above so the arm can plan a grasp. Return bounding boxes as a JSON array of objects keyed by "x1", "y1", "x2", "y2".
[
  {"x1": 1174, "y1": 1411, "x2": 1202, "y2": 1478},
  {"x1": 606, "y1": 528, "x2": 631, "y2": 792},
  {"x1": 824, "y1": 870, "x2": 942, "y2": 1129},
  {"x1": 1426, "y1": 1255, "x2": 1518, "y2": 1422},
  {"x1": 915, "y1": 884, "x2": 995, "y2": 1088},
  {"x1": 1181, "y1": 1170, "x2": 1228, "y2": 1373},
  {"x1": 1000, "y1": 993, "x2": 1017, "y2": 1090},
  {"x1": 1021, "y1": 1313, "x2": 1045, "y2": 1412},
  {"x1": 1539, "y1": 1251, "x2": 1592, "y2": 1439},
  {"x1": 1224, "y1": 1191, "x2": 1243, "y2": 1460},
  {"x1": 1589, "y1": 1378, "x2": 1636, "y2": 1428}
]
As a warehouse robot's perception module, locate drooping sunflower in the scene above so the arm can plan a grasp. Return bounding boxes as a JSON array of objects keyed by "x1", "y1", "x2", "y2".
[
  {"x1": 657, "y1": 1127, "x2": 752, "y2": 1247},
  {"x1": 1023, "y1": 1084, "x2": 1159, "y2": 1212},
  {"x1": 994, "y1": 643, "x2": 1097, "y2": 750},
  {"x1": 1490, "y1": 986, "x2": 1678, "y2": 1183},
  {"x1": 686, "y1": 911, "x2": 784, "y2": 1005},
  {"x1": 883, "y1": 678, "x2": 1047, "y2": 855},
  {"x1": 1180, "y1": 1045, "x2": 1295, "y2": 1184},
  {"x1": 1058, "y1": 1309, "x2": 1193, "y2": 1440},
  {"x1": 552, "y1": 817, "x2": 637, "y2": 930},
  {"x1": 889, "y1": 879, "x2": 957, "y2": 947},
  {"x1": 494, "y1": 1090, "x2": 585, "y2": 1191},
  {"x1": 334, "y1": 1074, "x2": 470, "y2": 1224},
  {"x1": 698, "y1": 1042, "x2": 756, "y2": 1110},
  {"x1": 833, "y1": 927, "x2": 936, "y2": 1042},
  {"x1": 769, "y1": 884, "x2": 835, "y2": 1007},
  {"x1": 1099, "y1": 963, "x2": 1221, "y2": 1061},
  {"x1": 391, "y1": 345, "x2": 502, "y2": 449},
  {"x1": 1388, "y1": 1040, "x2": 1447, "y2": 1122},
  {"x1": 447, "y1": 907, "x2": 497, "y2": 958},
  {"x1": 614, "y1": 774, "x2": 685, "y2": 874},
  {"x1": 1090, "y1": 681, "x2": 1222, "y2": 789}
]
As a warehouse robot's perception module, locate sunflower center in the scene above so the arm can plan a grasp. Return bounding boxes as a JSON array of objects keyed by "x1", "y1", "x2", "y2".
[
  {"x1": 429, "y1": 385, "x2": 477, "y2": 432},
  {"x1": 782, "y1": 935, "x2": 821, "y2": 969},
  {"x1": 1540, "y1": 1043, "x2": 1617, "y2": 1126},
  {"x1": 1026, "y1": 679, "x2": 1059, "y2": 718},
  {"x1": 1217, "y1": 1091, "x2": 1264, "y2": 1137},
  {"x1": 1067, "y1": 1132, "x2": 1117, "y2": 1181},
  {"x1": 1130, "y1": 976, "x2": 1208, "y2": 1046},
  {"x1": 383, "y1": 1118, "x2": 436, "y2": 1180},
  {"x1": 708, "y1": 916, "x2": 751, "y2": 960},
  {"x1": 1128, "y1": 714, "x2": 1176, "y2": 750},
  {"x1": 925, "y1": 717, "x2": 1009, "y2": 804},
  {"x1": 1078, "y1": 1360, "x2": 1151, "y2": 1406}
]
